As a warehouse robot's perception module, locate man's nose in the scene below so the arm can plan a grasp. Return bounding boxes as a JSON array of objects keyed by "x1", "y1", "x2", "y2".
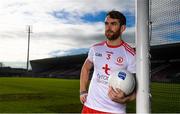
[{"x1": 106, "y1": 24, "x2": 112, "y2": 31}]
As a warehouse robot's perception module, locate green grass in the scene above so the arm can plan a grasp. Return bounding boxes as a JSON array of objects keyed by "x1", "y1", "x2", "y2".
[
  {"x1": 151, "y1": 82, "x2": 180, "y2": 113},
  {"x1": 127, "y1": 82, "x2": 180, "y2": 113},
  {"x1": 0, "y1": 77, "x2": 180, "y2": 113},
  {"x1": 0, "y1": 77, "x2": 82, "y2": 113}
]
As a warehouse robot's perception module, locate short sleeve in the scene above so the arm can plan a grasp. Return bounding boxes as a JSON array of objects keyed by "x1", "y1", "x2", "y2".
[
  {"x1": 87, "y1": 47, "x2": 94, "y2": 63},
  {"x1": 127, "y1": 54, "x2": 136, "y2": 74}
]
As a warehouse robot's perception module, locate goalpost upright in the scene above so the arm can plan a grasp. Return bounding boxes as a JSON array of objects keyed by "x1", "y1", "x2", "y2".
[{"x1": 135, "y1": 0, "x2": 151, "y2": 113}]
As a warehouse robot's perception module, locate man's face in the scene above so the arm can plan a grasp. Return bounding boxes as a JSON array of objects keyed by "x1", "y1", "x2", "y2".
[{"x1": 105, "y1": 16, "x2": 121, "y2": 41}]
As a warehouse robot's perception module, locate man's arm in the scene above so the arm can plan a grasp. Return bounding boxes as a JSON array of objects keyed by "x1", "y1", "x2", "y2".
[
  {"x1": 80, "y1": 58, "x2": 93, "y2": 104},
  {"x1": 108, "y1": 87, "x2": 136, "y2": 104}
]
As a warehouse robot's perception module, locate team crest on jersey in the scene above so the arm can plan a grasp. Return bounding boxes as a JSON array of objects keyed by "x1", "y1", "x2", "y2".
[{"x1": 116, "y1": 57, "x2": 124, "y2": 66}]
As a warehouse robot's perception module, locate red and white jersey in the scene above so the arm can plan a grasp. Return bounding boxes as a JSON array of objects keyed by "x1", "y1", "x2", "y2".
[{"x1": 84, "y1": 40, "x2": 136, "y2": 113}]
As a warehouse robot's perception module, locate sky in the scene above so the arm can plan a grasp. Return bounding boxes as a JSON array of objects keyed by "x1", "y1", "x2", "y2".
[
  {"x1": 150, "y1": 0, "x2": 180, "y2": 45},
  {"x1": 0, "y1": 0, "x2": 135, "y2": 68},
  {"x1": 0, "y1": 0, "x2": 179, "y2": 68}
]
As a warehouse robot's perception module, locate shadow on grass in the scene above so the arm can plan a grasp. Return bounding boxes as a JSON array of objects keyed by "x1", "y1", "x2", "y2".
[
  {"x1": 42, "y1": 103, "x2": 83, "y2": 113},
  {"x1": 0, "y1": 93, "x2": 48, "y2": 101}
]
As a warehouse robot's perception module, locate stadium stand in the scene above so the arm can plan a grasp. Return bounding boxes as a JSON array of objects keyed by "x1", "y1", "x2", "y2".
[
  {"x1": 150, "y1": 43, "x2": 180, "y2": 83},
  {"x1": 30, "y1": 54, "x2": 87, "y2": 79},
  {"x1": 29, "y1": 43, "x2": 180, "y2": 82},
  {"x1": 0, "y1": 67, "x2": 26, "y2": 77}
]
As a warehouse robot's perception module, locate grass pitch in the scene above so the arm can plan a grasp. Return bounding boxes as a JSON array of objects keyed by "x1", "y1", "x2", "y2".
[
  {"x1": 0, "y1": 77, "x2": 81, "y2": 113},
  {"x1": 0, "y1": 77, "x2": 180, "y2": 113}
]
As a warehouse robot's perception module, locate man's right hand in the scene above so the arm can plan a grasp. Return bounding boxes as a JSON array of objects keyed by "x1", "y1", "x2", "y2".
[{"x1": 80, "y1": 92, "x2": 88, "y2": 104}]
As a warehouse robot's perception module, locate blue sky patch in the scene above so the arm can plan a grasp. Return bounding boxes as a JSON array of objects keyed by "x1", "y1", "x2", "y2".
[
  {"x1": 81, "y1": 11, "x2": 107, "y2": 23},
  {"x1": 81, "y1": 11, "x2": 135, "y2": 27},
  {"x1": 51, "y1": 10, "x2": 71, "y2": 20},
  {"x1": 51, "y1": 10, "x2": 135, "y2": 28},
  {"x1": 123, "y1": 11, "x2": 135, "y2": 27},
  {"x1": 165, "y1": 32, "x2": 180, "y2": 42}
]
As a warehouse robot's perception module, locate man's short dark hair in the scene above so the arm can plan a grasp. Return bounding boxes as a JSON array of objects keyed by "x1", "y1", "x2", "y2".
[{"x1": 106, "y1": 10, "x2": 126, "y2": 26}]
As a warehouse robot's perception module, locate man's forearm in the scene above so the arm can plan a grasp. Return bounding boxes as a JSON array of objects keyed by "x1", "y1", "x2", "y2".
[
  {"x1": 80, "y1": 68, "x2": 90, "y2": 92},
  {"x1": 80, "y1": 59, "x2": 92, "y2": 93}
]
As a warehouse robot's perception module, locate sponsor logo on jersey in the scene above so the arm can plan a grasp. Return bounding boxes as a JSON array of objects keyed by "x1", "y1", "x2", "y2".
[
  {"x1": 97, "y1": 73, "x2": 109, "y2": 85},
  {"x1": 95, "y1": 53, "x2": 102, "y2": 57},
  {"x1": 106, "y1": 51, "x2": 113, "y2": 54},
  {"x1": 118, "y1": 71, "x2": 126, "y2": 80}
]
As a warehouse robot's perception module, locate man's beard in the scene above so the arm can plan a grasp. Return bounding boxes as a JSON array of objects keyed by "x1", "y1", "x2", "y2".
[{"x1": 105, "y1": 30, "x2": 121, "y2": 41}]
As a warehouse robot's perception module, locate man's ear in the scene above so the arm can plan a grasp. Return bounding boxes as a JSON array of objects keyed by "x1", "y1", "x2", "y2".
[{"x1": 120, "y1": 25, "x2": 126, "y2": 33}]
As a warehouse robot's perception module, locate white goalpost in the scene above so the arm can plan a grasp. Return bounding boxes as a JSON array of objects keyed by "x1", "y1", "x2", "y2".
[{"x1": 135, "y1": 0, "x2": 151, "y2": 113}]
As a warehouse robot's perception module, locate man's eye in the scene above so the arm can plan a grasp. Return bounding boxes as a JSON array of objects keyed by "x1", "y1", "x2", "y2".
[
  {"x1": 105, "y1": 22, "x2": 108, "y2": 25},
  {"x1": 112, "y1": 22, "x2": 118, "y2": 25}
]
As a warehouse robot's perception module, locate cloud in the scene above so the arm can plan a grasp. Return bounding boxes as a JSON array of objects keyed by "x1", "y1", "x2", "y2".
[
  {"x1": 150, "y1": 0, "x2": 180, "y2": 45},
  {"x1": 0, "y1": 0, "x2": 135, "y2": 65},
  {"x1": 0, "y1": 0, "x2": 179, "y2": 69},
  {"x1": 48, "y1": 48, "x2": 89, "y2": 57}
]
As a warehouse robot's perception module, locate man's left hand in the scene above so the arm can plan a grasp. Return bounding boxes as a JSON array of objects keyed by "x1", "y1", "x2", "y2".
[{"x1": 108, "y1": 86, "x2": 136, "y2": 104}]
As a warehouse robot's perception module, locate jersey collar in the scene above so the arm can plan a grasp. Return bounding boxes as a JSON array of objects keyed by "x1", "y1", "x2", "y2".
[{"x1": 105, "y1": 40, "x2": 124, "y2": 48}]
